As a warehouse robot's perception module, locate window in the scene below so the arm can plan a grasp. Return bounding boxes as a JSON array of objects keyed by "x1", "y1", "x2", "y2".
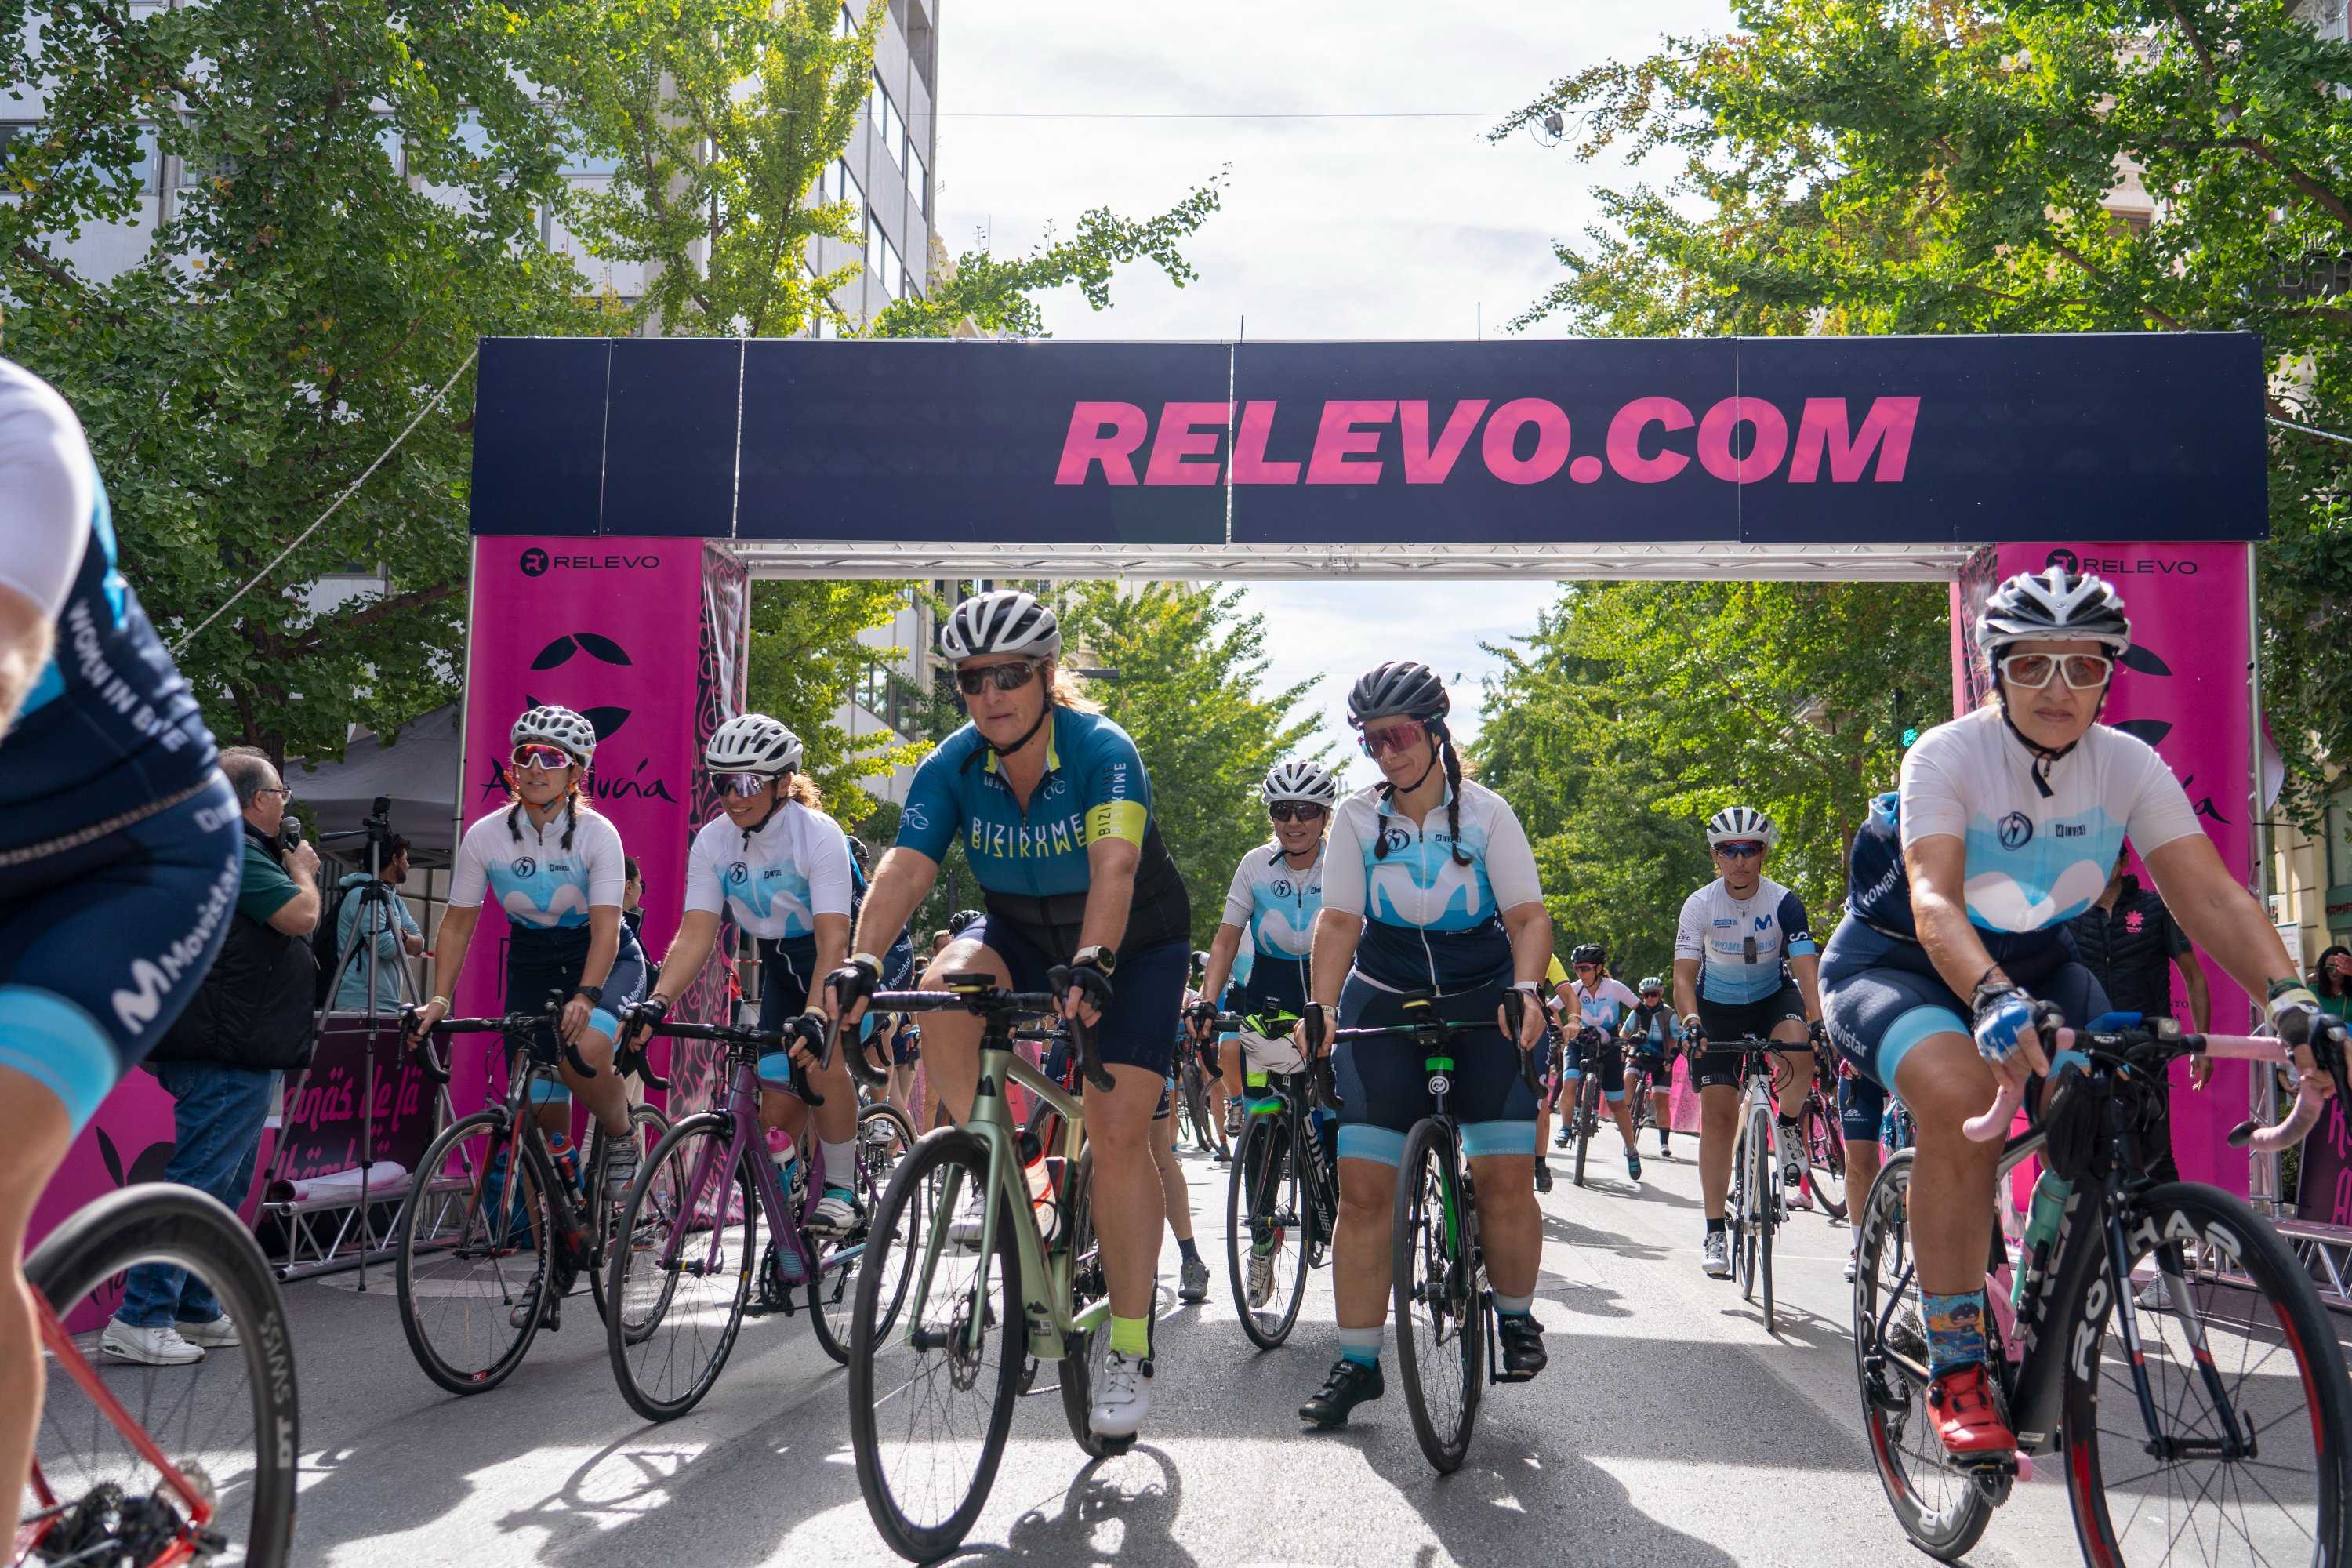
[
  {"x1": 560, "y1": 143, "x2": 621, "y2": 177},
  {"x1": 871, "y1": 75, "x2": 905, "y2": 173},
  {"x1": 838, "y1": 2, "x2": 855, "y2": 38},
  {"x1": 906, "y1": 139, "x2": 927, "y2": 219},
  {"x1": 2327, "y1": 786, "x2": 2352, "y2": 888},
  {"x1": 868, "y1": 222, "x2": 901, "y2": 300},
  {"x1": 5, "y1": 125, "x2": 156, "y2": 193}
]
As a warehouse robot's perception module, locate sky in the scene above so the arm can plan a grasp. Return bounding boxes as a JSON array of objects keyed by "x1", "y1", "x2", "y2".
[{"x1": 928, "y1": 0, "x2": 1736, "y2": 786}]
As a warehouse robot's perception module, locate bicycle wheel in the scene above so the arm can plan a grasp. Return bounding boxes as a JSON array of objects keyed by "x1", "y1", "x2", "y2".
[
  {"x1": 1225, "y1": 1111, "x2": 1307, "y2": 1348},
  {"x1": 1851, "y1": 1150, "x2": 1992, "y2": 1561},
  {"x1": 1183, "y1": 1065, "x2": 1211, "y2": 1152},
  {"x1": 1057, "y1": 1149, "x2": 1136, "y2": 1458},
  {"x1": 395, "y1": 1109, "x2": 550, "y2": 1394},
  {"x1": 810, "y1": 1103, "x2": 924, "y2": 1364},
  {"x1": 586, "y1": 1101, "x2": 672, "y2": 1324},
  {"x1": 1804, "y1": 1100, "x2": 1849, "y2": 1221},
  {"x1": 2061, "y1": 1181, "x2": 2352, "y2": 1566},
  {"x1": 1755, "y1": 1107, "x2": 1777, "y2": 1334},
  {"x1": 605, "y1": 1112, "x2": 758, "y2": 1422},
  {"x1": 24, "y1": 1185, "x2": 299, "y2": 1568},
  {"x1": 849, "y1": 1129, "x2": 1023, "y2": 1563},
  {"x1": 1393, "y1": 1117, "x2": 1483, "y2": 1473},
  {"x1": 1572, "y1": 1073, "x2": 1598, "y2": 1188},
  {"x1": 1730, "y1": 1115, "x2": 1758, "y2": 1304}
]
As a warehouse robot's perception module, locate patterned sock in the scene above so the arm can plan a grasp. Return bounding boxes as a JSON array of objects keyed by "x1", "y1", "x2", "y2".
[
  {"x1": 1924, "y1": 1290, "x2": 1987, "y2": 1377},
  {"x1": 1492, "y1": 1292, "x2": 1534, "y2": 1317},
  {"x1": 1176, "y1": 1236, "x2": 1200, "y2": 1265},
  {"x1": 1338, "y1": 1325, "x2": 1383, "y2": 1367},
  {"x1": 1109, "y1": 1314, "x2": 1151, "y2": 1358}
]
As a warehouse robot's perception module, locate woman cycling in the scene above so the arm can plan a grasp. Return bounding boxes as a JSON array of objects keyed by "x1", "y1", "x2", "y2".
[
  {"x1": 1559, "y1": 943, "x2": 1645, "y2": 1183},
  {"x1": 409, "y1": 706, "x2": 647, "y2": 1316},
  {"x1": 622, "y1": 713, "x2": 866, "y2": 1235},
  {"x1": 1619, "y1": 975, "x2": 1682, "y2": 1158},
  {"x1": 829, "y1": 589, "x2": 1192, "y2": 1441},
  {"x1": 1294, "y1": 661, "x2": 1555, "y2": 1428}
]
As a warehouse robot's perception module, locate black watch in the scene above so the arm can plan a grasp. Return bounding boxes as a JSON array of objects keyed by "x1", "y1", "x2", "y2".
[{"x1": 572, "y1": 984, "x2": 604, "y2": 1006}]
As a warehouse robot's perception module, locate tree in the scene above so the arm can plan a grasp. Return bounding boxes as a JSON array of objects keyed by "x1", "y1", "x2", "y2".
[
  {"x1": 1493, "y1": 0, "x2": 2352, "y2": 822},
  {"x1": 1472, "y1": 579, "x2": 1951, "y2": 974},
  {"x1": 743, "y1": 579, "x2": 925, "y2": 832},
  {"x1": 1057, "y1": 583, "x2": 1326, "y2": 947},
  {"x1": 0, "y1": 0, "x2": 614, "y2": 764}
]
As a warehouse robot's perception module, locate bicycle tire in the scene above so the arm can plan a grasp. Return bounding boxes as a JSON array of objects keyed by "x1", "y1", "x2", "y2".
[
  {"x1": 1573, "y1": 1072, "x2": 1597, "y2": 1189},
  {"x1": 2061, "y1": 1181, "x2": 2352, "y2": 1566},
  {"x1": 1393, "y1": 1117, "x2": 1483, "y2": 1474},
  {"x1": 395, "y1": 1109, "x2": 549, "y2": 1395},
  {"x1": 1850, "y1": 1150, "x2": 1993, "y2": 1562},
  {"x1": 850, "y1": 1129, "x2": 1022, "y2": 1563},
  {"x1": 586, "y1": 1102, "x2": 671, "y2": 1325},
  {"x1": 1731, "y1": 1112, "x2": 1758, "y2": 1305},
  {"x1": 1755, "y1": 1105, "x2": 1777, "y2": 1334},
  {"x1": 1183, "y1": 1064, "x2": 1211, "y2": 1153},
  {"x1": 1225, "y1": 1112, "x2": 1308, "y2": 1348},
  {"x1": 604, "y1": 1112, "x2": 756, "y2": 1421},
  {"x1": 810, "y1": 1102, "x2": 924, "y2": 1364},
  {"x1": 26, "y1": 1184, "x2": 299, "y2": 1568},
  {"x1": 1801, "y1": 1099, "x2": 1849, "y2": 1221}
]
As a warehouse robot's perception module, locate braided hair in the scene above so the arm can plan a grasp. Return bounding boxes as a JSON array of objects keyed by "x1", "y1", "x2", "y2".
[
  {"x1": 1371, "y1": 718, "x2": 1473, "y2": 868},
  {"x1": 506, "y1": 773, "x2": 585, "y2": 851}
]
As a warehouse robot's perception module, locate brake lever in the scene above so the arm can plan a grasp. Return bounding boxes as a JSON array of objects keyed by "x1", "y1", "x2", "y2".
[
  {"x1": 1047, "y1": 965, "x2": 1116, "y2": 1094},
  {"x1": 1502, "y1": 990, "x2": 1537, "y2": 1093},
  {"x1": 548, "y1": 993, "x2": 597, "y2": 1080}
]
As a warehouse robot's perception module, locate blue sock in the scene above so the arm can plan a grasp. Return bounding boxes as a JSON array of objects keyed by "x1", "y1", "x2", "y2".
[
  {"x1": 1338, "y1": 1325, "x2": 1382, "y2": 1367},
  {"x1": 1924, "y1": 1290, "x2": 1987, "y2": 1377}
]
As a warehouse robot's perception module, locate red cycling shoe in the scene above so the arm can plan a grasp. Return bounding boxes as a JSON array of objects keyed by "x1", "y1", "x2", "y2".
[{"x1": 1927, "y1": 1364, "x2": 2015, "y2": 1459}]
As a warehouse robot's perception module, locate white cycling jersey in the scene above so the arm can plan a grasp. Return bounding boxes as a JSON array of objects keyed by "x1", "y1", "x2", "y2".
[
  {"x1": 682, "y1": 801, "x2": 853, "y2": 942},
  {"x1": 1220, "y1": 839, "x2": 1322, "y2": 1007},
  {"x1": 1323, "y1": 779, "x2": 1542, "y2": 995},
  {"x1": 1674, "y1": 874, "x2": 1817, "y2": 1005},
  {"x1": 449, "y1": 801, "x2": 627, "y2": 931},
  {"x1": 1571, "y1": 977, "x2": 1642, "y2": 1032}
]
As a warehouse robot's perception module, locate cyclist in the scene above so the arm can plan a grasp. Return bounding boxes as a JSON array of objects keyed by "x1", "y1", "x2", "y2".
[
  {"x1": 1559, "y1": 944, "x2": 1645, "y2": 1182},
  {"x1": 827, "y1": 588, "x2": 1192, "y2": 1441},
  {"x1": 1193, "y1": 759, "x2": 1338, "y2": 1300},
  {"x1": 408, "y1": 705, "x2": 648, "y2": 1307},
  {"x1": 1294, "y1": 661, "x2": 1554, "y2": 1427},
  {"x1": 1674, "y1": 805, "x2": 1824, "y2": 1279},
  {"x1": 1181, "y1": 951, "x2": 1234, "y2": 1163},
  {"x1": 1820, "y1": 565, "x2": 2343, "y2": 1462},
  {"x1": 1620, "y1": 975, "x2": 1683, "y2": 1158},
  {"x1": 0, "y1": 358, "x2": 242, "y2": 1516},
  {"x1": 1534, "y1": 953, "x2": 1570, "y2": 1191},
  {"x1": 1155, "y1": 1026, "x2": 1210, "y2": 1303},
  {"x1": 621, "y1": 713, "x2": 867, "y2": 1234}
]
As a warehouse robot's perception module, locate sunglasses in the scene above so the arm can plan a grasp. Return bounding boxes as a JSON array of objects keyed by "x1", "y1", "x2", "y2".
[
  {"x1": 1573, "y1": 963, "x2": 1599, "y2": 973},
  {"x1": 1269, "y1": 802, "x2": 1327, "y2": 823},
  {"x1": 1715, "y1": 842, "x2": 1764, "y2": 860},
  {"x1": 510, "y1": 744, "x2": 576, "y2": 771},
  {"x1": 722, "y1": 771, "x2": 775, "y2": 797},
  {"x1": 1359, "y1": 720, "x2": 1425, "y2": 760},
  {"x1": 956, "y1": 660, "x2": 1040, "y2": 695},
  {"x1": 1998, "y1": 652, "x2": 2114, "y2": 691}
]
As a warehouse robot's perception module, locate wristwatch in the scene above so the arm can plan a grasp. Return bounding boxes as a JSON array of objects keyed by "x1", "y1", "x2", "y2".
[
  {"x1": 1072, "y1": 944, "x2": 1118, "y2": 975},
  {"x1": 572, "y1": 984, "x2": 604, "y2": 1005}
]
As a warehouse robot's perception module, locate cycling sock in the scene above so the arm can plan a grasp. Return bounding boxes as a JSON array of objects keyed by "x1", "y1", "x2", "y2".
[
  {"x1": 1177, "y1": 1236, "x2": 1200, "y2": 1265},
  {"x1": 1706, "y1": 1217, "x2": 1726, "y2": 1236},
  {"x1": 819, "y1": 1140, "x2": 856, "y2": 1188},
  {"x1": 1923, "y1": 1290, "x2": 1987, "y2": 1376},
  {"x1": 1492, "y1": 1291, "x2": 1533, "y2": 1316},
  {"x1": 1338, "y1": 1325, "x2": 1383, "y2": 1367},
  {"x1": 1109, "y1": 1315, "x2": 1151, "y2": 1358}
]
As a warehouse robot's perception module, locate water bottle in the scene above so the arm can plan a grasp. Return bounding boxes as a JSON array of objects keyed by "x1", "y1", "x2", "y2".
[
  {"x1": 546, "y1": 1131, "x2": 582, "y2": 1195},
  {"x1": 767, "y1": 1129, "x2": 800, "y2": 1211},
  {"x1": 2011, "y1": 1169, "x2": 2073, "y2": 1312}
]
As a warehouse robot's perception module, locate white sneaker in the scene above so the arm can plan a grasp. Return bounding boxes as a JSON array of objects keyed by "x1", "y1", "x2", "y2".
[
  {"x1": 176, "y1": 1314, "x2": 240, "y2": 1348},
  {"x1": 100, "y1": 1320, "x2": 204, "y2": 1366},
  {"x1": 948, "y1": 1214, "x2": 984, "y2": 1253},
  {"x1": 1701, "y1": 1231, "x2": 1731, "y2": 1279},
  {"x1": 808, "y1": 1189, "x2": 861, "y2": 1236},
  {"x1": 2135, "y1": 1272, "x2": 2172, "y2": 1312},
  {"x1": 1780, "y1": 1141, "x2": 1807, "y2": 1193},
  {"x1": 1091, "y1": 1348, "x2": 1153, "y2": 1437},
  {"x1": 1843, "y1": 1251, "x2": 1858, "y2": 1284}
]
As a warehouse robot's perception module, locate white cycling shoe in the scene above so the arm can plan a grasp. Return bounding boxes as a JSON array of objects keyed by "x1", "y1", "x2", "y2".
[
  {"x1": 1091, "y1": 1349, "x2": 1153, "y2": 1437},
  {"x1": 1701, "y1": 1230, "x2": 1732, "y2": 1279}
]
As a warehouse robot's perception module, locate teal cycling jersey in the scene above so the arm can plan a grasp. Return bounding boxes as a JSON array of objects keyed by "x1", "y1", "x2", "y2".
[{"x1": 896, "y1": 706, "x2": 1190, "y2": 957}]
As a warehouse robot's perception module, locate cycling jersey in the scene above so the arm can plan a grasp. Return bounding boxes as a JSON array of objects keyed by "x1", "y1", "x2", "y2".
[
  {"x1": 684, "y1": 803, "x2": 853, "y2": 941},
  {"x1": 0, "y1": 358, "x2": 216, "y2": 854},
  {"x1": 1675, "y1": 875, "x2": 1817, "y2": 1005},
  {"x1": 449, "y1": 800, "x2": 643, "y2": 1038},
  {"x1": 1220, "y1": 840, "x2": 1323, "y2": 1011},
  {"x1": 1322, "y1": 779, "x2": 1542, "y2": 995},
  {"x1": 1570, "y1": 977, "x2": 1641, "y2": 1033},
  {"x1": 1622, "y1": 1000, "x2": 1682, "y2": 1049},
  {"x1": 895, "y1": 706, "x2": 1190, "y2": 957}
]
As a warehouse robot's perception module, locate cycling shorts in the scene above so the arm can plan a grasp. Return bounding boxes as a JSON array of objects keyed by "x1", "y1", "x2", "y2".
[
  {"x1": 1332, "y1": 973, "x2": 1537, "y2": 1165},
  {"x1": 1691, "y1": 981, "x2": 1808, "y2": 1090},
  {"x1": 0, "y1": 775, "x2": 241, "y2": 1135},
  {"x1": 889, "y1": 1027, "x2": 920, "y2": 1068},
  {"x1": 1561, "y1": 1030, "x2": 1627, "y2": 1102},
  {"x1": 1820, "y1": 920, "x2": 2106, "y2": 1101},
  {"x1": 967, "y1": 915, "x2": 1185, "y2": 1080},
  {"x1": 505, "y1": 933, "x2": 647, "y2": 1105},
  {"x1": 755, "y1": 938, "x2": 815, "y2": 1087}
]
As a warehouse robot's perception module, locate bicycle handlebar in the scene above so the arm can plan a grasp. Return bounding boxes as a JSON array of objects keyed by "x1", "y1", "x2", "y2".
[
  {"x1": 831, "y1": 971, "x2": 1112, "y2": 1094},
  {"x1": 398, "y1": 993, "x2": 676, "y2": 1092},
  {"x1": 1961, "y1": 1029, "x2": 2340, "y2": 1152},
  {"x1": 649, "y1": 1017, "x2": 829, "y2": 1107}
]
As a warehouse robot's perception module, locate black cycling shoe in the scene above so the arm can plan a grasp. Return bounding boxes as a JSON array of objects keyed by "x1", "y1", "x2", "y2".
[
  {"x1": 1534, "y1": 1160, "x2": 1554, "y2": 1194},
  {"x1": 1497, "y1": 1313, "x2": 1548, "y2": 1379},
  {"x1": 1300, "y1": 1359, "x2": 1385, "y2": 1427}
]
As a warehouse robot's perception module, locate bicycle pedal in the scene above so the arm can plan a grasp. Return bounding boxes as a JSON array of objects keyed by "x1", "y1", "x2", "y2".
[{"x1": 1490, "y1": 1367, "x2": 1539, "y2": 1385}]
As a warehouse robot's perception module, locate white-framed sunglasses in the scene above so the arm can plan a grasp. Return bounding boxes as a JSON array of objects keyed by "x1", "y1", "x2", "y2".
[{"x1": 1998, "y1": 651, "x2": 2114, "y2": 691}]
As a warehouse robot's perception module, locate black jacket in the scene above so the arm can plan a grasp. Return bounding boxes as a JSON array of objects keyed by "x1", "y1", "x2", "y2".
[{"x1": 155, "y1": 822, "x2": 318, "y2": 1072}]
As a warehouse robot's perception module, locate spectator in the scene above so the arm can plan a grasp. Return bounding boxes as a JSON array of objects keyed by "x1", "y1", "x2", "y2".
[
  {"x1": 622, "y1": 855, "x2": 645, "y2": 938},
  {"x1": 2066, "y1": 843, "x2": 2211, "y2": 1189},
  {"x1": 106, "y1": 747, "x2": 320, "y2": 1366},
  {"x1": 930, "y1": 929, "x2": 951, "y2": 960},
  {"x1": 330, "y1": 833, "x2": 423, "y2": 1014},
  {"x1": 2313, "y1": 944, "x2": 2351, "y2": 1021}
]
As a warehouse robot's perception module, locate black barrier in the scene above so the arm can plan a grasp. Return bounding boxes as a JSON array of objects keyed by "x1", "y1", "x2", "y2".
[{"x1": 470, "y1": 332, "x2": 2268, "y2": 546}]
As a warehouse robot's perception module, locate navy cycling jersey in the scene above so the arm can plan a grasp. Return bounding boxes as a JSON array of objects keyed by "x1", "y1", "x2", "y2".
[{"x1": 0, "y1": 359, "x2": 216, "y2": 852}]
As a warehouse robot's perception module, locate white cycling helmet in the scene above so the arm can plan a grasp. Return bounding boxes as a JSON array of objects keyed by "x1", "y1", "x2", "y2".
[
  {"x1": 1704, "y1": 805, "x2": 1779, "y2": 848},
  {"x1": 1261, "y1": 760, "x2": 1341, "y2": 808},
  {"x1": 706, "y1": 712, "x2": 803, "y2": 775},
  {"x1": 1977, "y1": 567, "x2": 2131, "y2": 658},
  {"x1": 939, "y1": 588, "x2": 1062, "y2": 662},
  {"x1": 512, "y1": 704, "x2": 597, "y2": 765}
]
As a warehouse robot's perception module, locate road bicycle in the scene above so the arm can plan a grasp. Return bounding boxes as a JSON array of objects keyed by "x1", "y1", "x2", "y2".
[
  {"x1": 1853, "y1": 1018, "x2": 2352, "y2": 1563},
  {"x1": 1712, "y1": 1035, "x2": 1795, "y2": 1334},
  {"x1": 1171, "y1": 1030, "x2": 1216, "y2": 1154},
  {"x1": 391, "y1": 998, "x2": 668, "y2": 1394},
  {"x1": 603, "y1": 1014, "x2": 917, "y2": 1420},
  {"x1": 837, "y1": 971, "x2": 1127, "y2": 1563},
  {"x1": 18, "y1": 1185, "x2": 299, "y2": 1566},
  {"x1": 1329, "y1": 990, "x2": 1542, "y2": 1474},
  {"x1": 1205, "y1": 1007, "x2": 1338, "y2": 1348},
  {"x1": 1621, "y1": 1035, "x2": 1671, "y2": 1138},
  {"x1": 1562, "y1": 1025, "x2": 1615, "y2": 1189}
]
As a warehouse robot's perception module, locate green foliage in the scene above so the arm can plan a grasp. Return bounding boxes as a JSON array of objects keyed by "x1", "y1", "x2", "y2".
[
  {"x1": 1058, "y1": 583, "x2": 1326, "y2": 947},
  {"x1": 0, "y1": 0, "x2": 617, "y2": 764},
  {"x1": 1495, "y1": 0, "x2": 2352, "y2": 819},
  {"x1": 1472, "y1": 580, "x2": 1952, "y2": 975},
  {"x1": 743, "y1": 579, "x2": 925, "y2": 832}
]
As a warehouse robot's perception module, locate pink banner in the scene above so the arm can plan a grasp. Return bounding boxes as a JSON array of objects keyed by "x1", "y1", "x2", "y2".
[
  {"x1": 457, "y1": 537, "x2": 743, "y2": 1116},
  {"x1": 1951, "y1": 541, "x2": 2255, "y2": 1194}
]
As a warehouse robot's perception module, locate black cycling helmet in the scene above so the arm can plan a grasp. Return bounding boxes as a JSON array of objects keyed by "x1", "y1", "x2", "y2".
[
  {"x1": 1346, "y1": 660, "x2": 1450, "y2": 728},
  {"x1": 947, "y1": 909, "x2": 982, "y2": 935},
  {"x1": 1570, "y1": 942, "x2": 1606, "y2": 968}
]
